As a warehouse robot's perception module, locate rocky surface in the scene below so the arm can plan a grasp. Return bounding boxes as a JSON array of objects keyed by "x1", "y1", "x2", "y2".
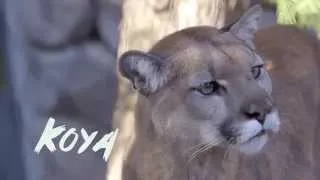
[{"x1": 4, "y1": 0, "x2": 121, "y2": 180}]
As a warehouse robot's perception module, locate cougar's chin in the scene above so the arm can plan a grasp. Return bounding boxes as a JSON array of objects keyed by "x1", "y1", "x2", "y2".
[{"x1": 239, "y1": 133, "x2": 268, "y2": 154}]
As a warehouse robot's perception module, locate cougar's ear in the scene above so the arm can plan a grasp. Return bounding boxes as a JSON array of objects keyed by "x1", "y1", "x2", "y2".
[
  {"x1": 119, "y1": 50, "x2": 168, "y2": 96},
  {"x1": 229, "y1": 5, "x2": 262, "y2": 44}
]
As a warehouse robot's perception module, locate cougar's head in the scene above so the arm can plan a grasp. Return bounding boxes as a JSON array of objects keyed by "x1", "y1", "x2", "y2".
[{"x1": 119, "y1": 5, "x2": 280, "y2": 155}]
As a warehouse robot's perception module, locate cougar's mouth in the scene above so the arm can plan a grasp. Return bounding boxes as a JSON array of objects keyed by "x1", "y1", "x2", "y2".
[
  {"x1": 238, "y1": 128, "x2": 269, "y2": 155},
  {"x1": 246, "y1": 129, "x2": 266, "y2": 142}
]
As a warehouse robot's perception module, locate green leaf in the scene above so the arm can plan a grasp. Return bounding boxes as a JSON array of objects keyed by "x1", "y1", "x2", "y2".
[{"x1": 267, "y1": 0, "x2": 320, "y2": 36}]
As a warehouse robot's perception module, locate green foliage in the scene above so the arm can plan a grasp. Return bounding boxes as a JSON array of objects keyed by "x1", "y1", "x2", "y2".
[{"x1": 267, "y1": 0, "x2": 320, "y2": 35}]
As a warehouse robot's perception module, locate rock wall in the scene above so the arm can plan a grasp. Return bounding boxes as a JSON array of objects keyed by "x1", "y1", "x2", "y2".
[{"x1": 5, "y1": 0, "x2": 121, "y2": 180}]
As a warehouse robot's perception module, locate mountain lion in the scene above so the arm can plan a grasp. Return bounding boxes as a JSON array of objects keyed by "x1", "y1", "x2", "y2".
[{"x1": 118, "y1": 5, "x2": 281, "y2": 180}]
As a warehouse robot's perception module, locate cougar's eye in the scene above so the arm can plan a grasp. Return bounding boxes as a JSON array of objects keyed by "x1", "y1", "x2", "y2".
[
  {"x1": 195, "y1": 81, "x2": 220, "y2": 96},
  {"x1": 251, "y1": 64, "x2": 264, "y2": 79}
]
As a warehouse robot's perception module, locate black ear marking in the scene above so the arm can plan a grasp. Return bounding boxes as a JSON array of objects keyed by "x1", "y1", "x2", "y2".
[
  {"x1": 118, "y1": 50, "x2": 166, "y2": 96},
  {"x1": 119, "y1": 50, "x2": 147, "y2": 81},
  {"x1": 219, "y1": 20, "x2": 237, "y2": 33}
]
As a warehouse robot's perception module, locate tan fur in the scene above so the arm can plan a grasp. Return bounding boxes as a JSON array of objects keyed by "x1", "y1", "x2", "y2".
[
  {"x1": 116, "y1": 6, "x2": 291, "y2": 180},
  {"x1": 113, "y1": 4, "x2": 320, "y2": 180},
  {"x1": 108, "y1": 1, "x2": 251, "y2": 179},
  {"x1": 119, "y1": 25, "x2": 320, "y2": 180}
]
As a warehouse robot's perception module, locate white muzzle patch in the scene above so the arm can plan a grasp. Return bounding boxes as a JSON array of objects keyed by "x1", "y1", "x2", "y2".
[{"x1": 237, "y1": 109, "x2": 280, "y2": 154}]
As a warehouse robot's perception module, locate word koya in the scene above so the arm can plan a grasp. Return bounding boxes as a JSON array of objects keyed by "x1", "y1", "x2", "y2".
[{"x1": 34, "y1": 117, "x2": 118, "y2": 162}]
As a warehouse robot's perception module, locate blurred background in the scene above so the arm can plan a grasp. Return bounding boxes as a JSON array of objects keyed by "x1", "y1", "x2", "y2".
[{"x1": 0, "y1": 0, "x2": 319, "y2": 180}]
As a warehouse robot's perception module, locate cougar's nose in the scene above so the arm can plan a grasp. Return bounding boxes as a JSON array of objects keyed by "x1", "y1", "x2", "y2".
[{"x1": 242, "y1": 99, "x2": 272, "y2": 125}]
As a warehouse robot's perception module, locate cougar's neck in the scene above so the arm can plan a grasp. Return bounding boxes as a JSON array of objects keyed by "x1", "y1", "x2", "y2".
[{"x1": 134, "y1": 94, "x2": 157, "y2": 139}]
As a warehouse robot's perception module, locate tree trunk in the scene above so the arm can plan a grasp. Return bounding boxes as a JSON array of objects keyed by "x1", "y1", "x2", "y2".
[{"x1": 107, "y1": 0, "x2": 250, "y2": 179}]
